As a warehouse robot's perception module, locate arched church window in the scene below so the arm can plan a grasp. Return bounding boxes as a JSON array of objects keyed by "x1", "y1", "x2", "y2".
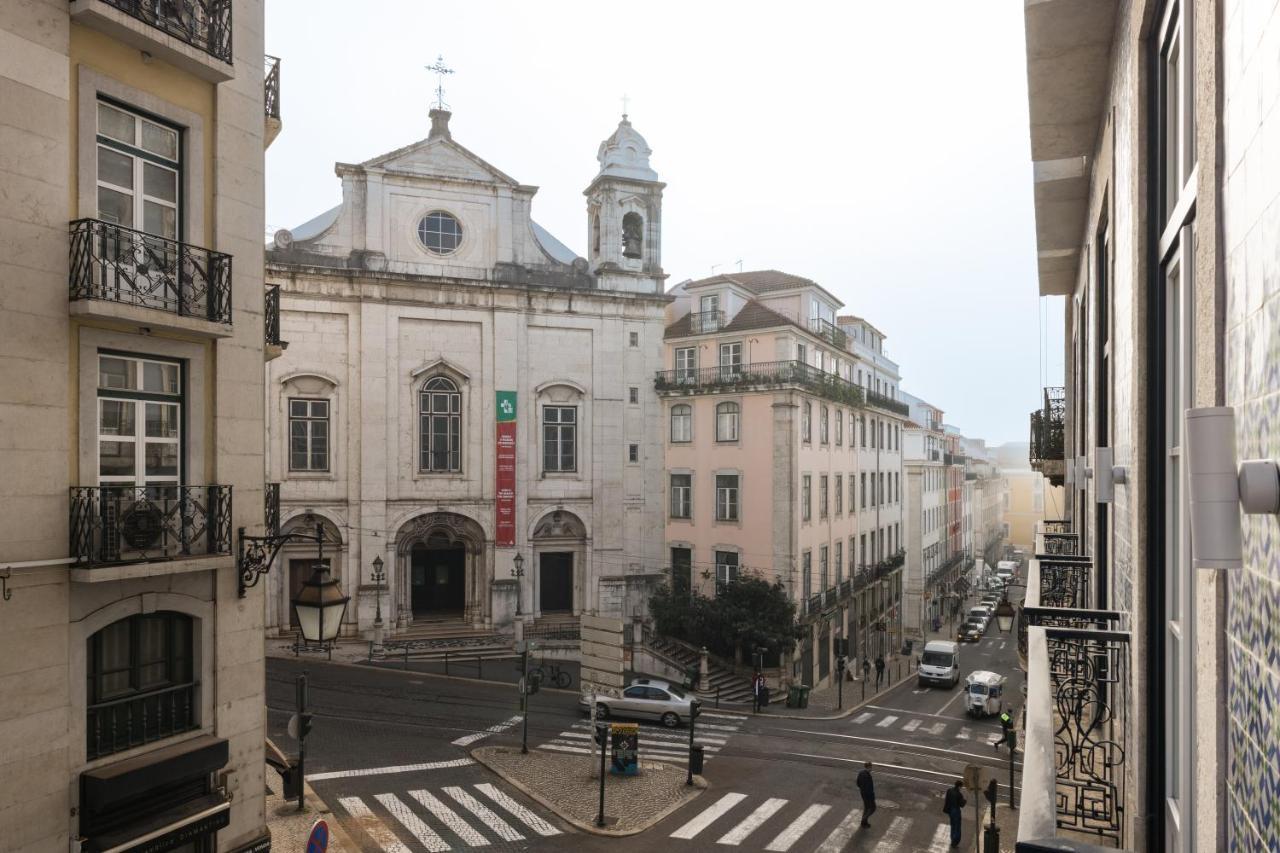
[
  {"x1": 591, "y1": 214, "x2": 601, "y2": 254},
  {"x1": 621, "y1": 212, "x2": 643, "y2": 259},
  {"x1": 419, "y1": 377, "x2": 461, "y2": 472},
  {"x1": 417, "y1": 211, "x2": 463, "y2": 255}
]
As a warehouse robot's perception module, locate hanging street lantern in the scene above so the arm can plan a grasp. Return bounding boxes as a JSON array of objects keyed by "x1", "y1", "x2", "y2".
[
  {"x1": 292, "y1": 560, "x2": 350, "y2": 659},
  {"x1": 994, "y1": 598, "x2": 1016, "y2": 633}
]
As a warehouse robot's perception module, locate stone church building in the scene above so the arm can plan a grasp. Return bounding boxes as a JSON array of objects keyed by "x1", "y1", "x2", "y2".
[{"x1": 264, "y1": 108, "x2": 668, "y2": 637}]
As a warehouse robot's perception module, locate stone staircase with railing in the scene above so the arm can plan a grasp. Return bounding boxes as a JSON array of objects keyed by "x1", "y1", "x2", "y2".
[{"x1": 643, "y1": 631, "x2": 785, "y2": 705}]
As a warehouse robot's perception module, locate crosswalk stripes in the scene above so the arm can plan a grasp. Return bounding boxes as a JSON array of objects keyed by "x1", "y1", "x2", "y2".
[
  {"x1": 874, "y1": 715, "x2": 898, "y2": 728},
  {"x1": 669, "y1": 792, "x2": 960, "y2": 852},
  {"x1": 852, "y1": 712, "x2": 874, "y2": 724},
  {"x1": 763, "y1": 803, "x2": 831, "y2": 852},
  {"x1": 451, "y1": 715, "x2": 523, "y2": 747},
  {"x1": 337, "y1": 782, "x2": 561, "y2": 852},
  {"x1": 537, "y1": 715, "x2": 742, "y2": 765},
  {"x1": 926, "y1": 823, "x2": 952, "y2": 852},
  {"x1": 901, "y1": 718, "x2": 921, "y2": 732}
]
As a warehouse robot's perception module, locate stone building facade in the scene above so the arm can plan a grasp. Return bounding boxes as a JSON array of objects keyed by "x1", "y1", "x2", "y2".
[
  {"x1": 1020, "y1": 0, "x2": 1280, "y2": 849},
  {"x1": 264, "y1": 110, "x2": 668, "y2": 637},
  {"x1": 0, "y1": 1, "x2": 271, "y2": 850}
]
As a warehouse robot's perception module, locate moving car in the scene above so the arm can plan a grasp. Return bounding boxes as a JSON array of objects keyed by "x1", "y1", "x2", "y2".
[
  {"x1": 580, "y1": 678, "x2": 701, "y2": 728},
  {"x1": 967, "y1": 606, "x2": 992, "y2": 632},
  {"x1": 957, "y1": 620, "x2": 983, "y2": 643},
  {"x1": 965, "y1": 670, "x2": 1007, "y2": 717},
  {"x1": 917, "y1": 640, "x2": 961, "y2": 688}
]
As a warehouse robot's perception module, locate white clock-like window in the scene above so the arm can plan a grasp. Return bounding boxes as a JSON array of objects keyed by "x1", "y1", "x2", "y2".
[{"x1": 416, "y1": 210, "x2": 462, "y2": 255}]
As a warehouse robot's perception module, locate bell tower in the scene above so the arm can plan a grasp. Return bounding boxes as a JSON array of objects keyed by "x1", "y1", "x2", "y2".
[{"x1": 585, "y1": 115, "x2": 666, "y2": 294}]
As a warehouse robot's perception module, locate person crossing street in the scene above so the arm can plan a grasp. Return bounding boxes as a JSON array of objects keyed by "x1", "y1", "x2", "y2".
[
  {"x1": 943, "y1": 779, "x2": 966, "y2": 847},
  {"x1": 855, "y1": 761, "x2": 877, "y2": 828},
  {"x1": 874, "y1": 655, "x2": 886, "y2": 688}
]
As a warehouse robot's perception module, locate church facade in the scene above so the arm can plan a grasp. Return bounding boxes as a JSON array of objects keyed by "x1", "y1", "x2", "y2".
[{"x1": 264, "y1": 109, "x2": 668, "y2": 637}]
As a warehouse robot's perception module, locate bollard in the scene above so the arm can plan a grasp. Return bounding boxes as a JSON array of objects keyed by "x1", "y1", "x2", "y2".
[
  {"x1": 716, "y1": 687, "x2": 721, "y2": 709},
  {"x1": 403, "y1": 646, "x2": 409, "y2": 670},
  {"x1": 861, "y1": 679, "x2": 866, "y2": 701},
  {"x1": 477, "y1": 656, "x2": 483, "y2": 680},
  {"x1": 368, "y1": 640, "x2": 373, "y2": 662},
  {"x1": 444, "y1": 652, "x2": 449, "y2": 676}
]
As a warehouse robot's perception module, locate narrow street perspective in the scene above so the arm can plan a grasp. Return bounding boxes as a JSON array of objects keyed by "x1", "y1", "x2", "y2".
[{"x1": 0, "y1": 2, "x2": 1274, "y2": 853}]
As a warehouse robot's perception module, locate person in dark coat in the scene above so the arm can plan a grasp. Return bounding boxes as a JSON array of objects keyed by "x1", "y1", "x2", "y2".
[
  {"x1": 874, "y1": 655, "x2": 886, "y2": 688},
  {"x1": 943, "y1": 779, "x2": 966, "y2": 847},
  {"x1": 855, "y1": 761, "x2": 876, "y2": 827}
]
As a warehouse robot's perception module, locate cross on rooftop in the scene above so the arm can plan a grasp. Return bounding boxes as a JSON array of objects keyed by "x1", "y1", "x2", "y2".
[{"x1": 426, "y1": 54, "x2": 454, "y2": 111}]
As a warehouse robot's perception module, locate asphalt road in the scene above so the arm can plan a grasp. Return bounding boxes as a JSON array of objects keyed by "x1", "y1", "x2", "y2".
[{"x1": 266, "y1": 607, "x2": 1025, "y2": 852}]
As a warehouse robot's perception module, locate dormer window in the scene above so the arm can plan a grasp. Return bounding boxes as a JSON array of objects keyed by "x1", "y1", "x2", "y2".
[{"x1": 417, "y1": 210, "x2": 462, "y2": 255}]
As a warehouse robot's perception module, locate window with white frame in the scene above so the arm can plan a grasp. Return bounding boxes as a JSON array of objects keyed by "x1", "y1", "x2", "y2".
[
  {"x1": 715, "y1": 550, "x2": 739, "y2": 585},
  {"x1": 289, "y1": 398, "x2": 329, "y2": 472},
  {"x1": 820, "y1": 406, "x2": 829, "y2": 444},
  {"x1": 670, "y1": 403, "x2": 692, "y2": 443},
  {"x1": 802, "y1": 475, "x2": 811, "y2": 521},
  {"x1": 802, "y1": 402, "x2": 812, "y2": 443},
  {"x1": 716, "y1": 401, "x2": 739, "y2": 442},
  {"x1": 835, "y1": 541, "x2": 843, "y2": 583},
  {"x1": 718, "y1": 342, "x2": 742, "y2": 376},
  {"x1": 835, "y1": 474, "x2": 843, "y2": 515},
  {"x1": 419, "y1": 376, "x2": 460, "y2": 472},
  {"x1": 670, "y1": 473, "x2": 691, "y2": 519},
  {"x1": 98, "y1": 353, "x2": 182, "y2": 486},
  {"x1": 675, "y1": 347, "x2": 697, "y2": 383},
  {"x1": 97, "y1": 101, "x2": 180, "y2": 240},
  {"x1": 542, "y1": 406, "x2": 577, "y2": 472},
  {"x1": 715, "y1": 474, "x2": 739, "y2": 521},
  {"x1": 802, "y1": 550, "x2": 812, "y2": 598},
  {"x1": 835, "y1": 410, "x2": 843, "y2": 446},
  {"x1": 820, "y1": 475, "x2": 829, "y2": 518},
  {"x1": 819, "y1": 545, "x2": 828, "y2": 590}
]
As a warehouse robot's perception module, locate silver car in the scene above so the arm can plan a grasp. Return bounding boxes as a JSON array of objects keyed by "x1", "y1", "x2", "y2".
[{"x1": 580, "y1": 679, "x2": 701, "y2": 728}]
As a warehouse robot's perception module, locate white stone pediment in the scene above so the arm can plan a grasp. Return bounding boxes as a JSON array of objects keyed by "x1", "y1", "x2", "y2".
[{"x1": 363, "y1": 137, "x2": 519, "y2": 187}]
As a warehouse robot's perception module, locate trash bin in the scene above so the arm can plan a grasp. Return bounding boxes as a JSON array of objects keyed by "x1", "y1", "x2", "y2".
[
  {"x1": 689, "y1": 743, "x2": 705, "y2": 775},
  {"x1": 685, "y1": 666, "x2": 700, "y2": 690},
  {"x1": 797, "y1": 685, "x2": 811, "y2": 709},
  {"x1": 786, "y1": 685, "x2": 803, "y2": 708}
]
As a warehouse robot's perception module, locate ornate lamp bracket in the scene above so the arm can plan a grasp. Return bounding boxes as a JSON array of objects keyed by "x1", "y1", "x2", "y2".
[{"x1": 238, "y1": 523, "x2": 324, "y2": 598}]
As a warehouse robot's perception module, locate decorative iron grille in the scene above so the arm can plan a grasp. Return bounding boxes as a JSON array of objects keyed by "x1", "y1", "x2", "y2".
[
  {"x1": 264, "y1": 482, "x2": 280, "y2": 536},
  {"x1": 1039, "y1": 559, "x2": 1092, "y2": 608},
  {"x1": 655, "y1": 359, "x2": 866, "y2": 407},
  {"x1": 1046, "y1": 626, "x2": 1130, "y2": 846},
  {"x1": 265, "y1": 284, "x2": 282, "y2": 346},
  {"x1": 1043, "y1": 519, "x2": 1072, "y2": 534},
  {"x1": 524, "y1": 621, "x2": 581, "y2": 642},
  {"x1": 69, "y1": 219, "x2": 232, "y2": 324},
  {"x1": 1041, "y1": 532, "x2": 1081, "y2": 556},
  {"x1": 87, "y1": 681, "x2": 198, "y2": 760},
  {"x1": 264, "y1": 54, "x2": 281, "y2": 119},
  {"x1": 99, "y1": 0, "x2": 232, "y2": 63},
  {"x1": 70, "y1": 485, "x2": 232, "y2": 566},
  {"x1": 687, "y1": 309, "x2": 725, "y2": 333},
  {"x1": 808, "y1": 317, "x2": 848, "y2": 349}
]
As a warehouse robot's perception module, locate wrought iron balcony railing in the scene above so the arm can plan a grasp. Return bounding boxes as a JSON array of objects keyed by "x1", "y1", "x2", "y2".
[
  {"x1": 1020, "y1": 624, "x2": 1131, "y2": 850},
  {"x1": 1030, "y1": 386, "x2": 1066, "y2": 485},
  {"x1": 687, "y1": 309, "x2": 725, "y2": 333},
  {"x1": 100, "y1": 0, "x2": 232, "y2": 63},
  {"x1": 1043, "y1": 519, "x2": 1072, "y2": 534},
  {"x1": 264, "y1": 55, "x2": 281, "y2": 119},
  {"x1": 655, "y1": 359, "x2": 866, "y2": 407},
  {"x1": 864, "y1": 389, "x2": 910, "y2": 417},
  {"x1": 265, "y1": 284, "x2": 282, "y2": 347},
  {"x1": 70, "y1": 485, "x2": 232, "y2": 566},
  {"x1": 70, "y1": 219, "x2": 232, "y2": 325},
  {"x1": 1036, "y1": 530, "x2": 1081, "y2": 557},
  {"x1": 808, "y1": 317, "x2": 848, "y2": 349},
  {"x1": 87, "y1": 680, "x2": 199, "y2": 760},
  {"x1": 264, "y1": 482, "x2": 280, "y2": 537}
]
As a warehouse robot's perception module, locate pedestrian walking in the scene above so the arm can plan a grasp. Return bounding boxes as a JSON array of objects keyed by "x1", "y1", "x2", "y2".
[
  {"x1": 861, "y1": 657, "x2": 871, "y2": 682},
  {"x1": 754, "y1": 673, "x2": 769, "y2": 711},
  {"x1": 943, "y1": 779, "x2": 966, "y2": 847},
  {"x1": 855, "y1": 761, "x2": 876, "y2": 827},
  {"x1": 874, "y1": 655, "x2": 885, "y2": 688}
]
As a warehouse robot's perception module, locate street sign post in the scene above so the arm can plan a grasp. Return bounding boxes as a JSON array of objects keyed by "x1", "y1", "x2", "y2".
[
  {"x1": 305, "y1": 819, "x2": 328, "y2": 853},
  {"x1": 964, "y1": 764, "x2": 986, "y2": 853}
]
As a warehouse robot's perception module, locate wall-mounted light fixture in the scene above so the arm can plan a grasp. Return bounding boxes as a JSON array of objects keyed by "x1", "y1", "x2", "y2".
[
  {"x1": 1185, "y1": 407, "x2": 1280, "y2": 570},
  {"x1": 1094, "y1": 447, "x2": 1128, "y2": 503}
]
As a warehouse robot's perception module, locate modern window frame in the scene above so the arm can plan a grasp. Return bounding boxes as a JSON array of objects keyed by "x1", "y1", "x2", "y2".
[
  {"x1": 96, "y1": 99, "x2": 183, "y2": 242},
  {"x1": 97, "y1": 351, "x2": 184, "y2": 487}
]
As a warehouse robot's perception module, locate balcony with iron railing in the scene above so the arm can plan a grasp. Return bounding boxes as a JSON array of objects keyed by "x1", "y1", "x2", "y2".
[
  {"x1": 70, "y1": 485, "x2": 233, "y2": 568},
  {"x1": 655, "y1": 359, "x2": 865, "y2": 407},
  {"x1": 264, "y1": 284, "x2": 286, "y2": 358},
  {"x1": 807, "y1": 317, "x2": 848, "y2": 349},
  {"x1": 71, "y1": 0, "x2": 233, "y2": 80},
  {"x1": 798, "y1": 558, "x2": 900, "y2": 619},
  {"x1": 69, "y1": 219, "x2": 233, "y2": 334},
  {"x1": 863, "y1": 388, "x2": 910, "y2": 417},
  {"x1": 1030, "y1": 386, "x2": 1066, "y2": 486},
  {"x1": 264, "y1": 54, "x2": 282, "y2": 147},
  {"x1": 686, "y1": 309, "x2": 725, "y2": 333}
]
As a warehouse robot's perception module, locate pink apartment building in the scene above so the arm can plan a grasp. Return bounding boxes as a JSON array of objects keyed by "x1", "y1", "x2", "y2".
[{"x1": 657, "y1": 270, "x2": 907, "y2": 687}]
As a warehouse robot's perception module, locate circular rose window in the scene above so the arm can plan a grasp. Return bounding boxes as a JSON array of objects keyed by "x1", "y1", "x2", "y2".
[{"x1": 417, "y1": 210, "x2": 462, "y2": 255}]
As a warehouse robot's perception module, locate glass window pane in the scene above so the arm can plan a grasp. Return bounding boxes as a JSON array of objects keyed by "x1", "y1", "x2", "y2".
[
  {"x1": 99, "y1": 399, "x2": 135, "y2": 436},
  {"x1": 145, "y1": 403, "x2": 179, "y2": 438},
  {"x1": 99, "y1": 356, "x2": 134, "y2": 390},
  {"x1": 141, "y1": 120, "x2": 178, "y2": 160},
  {"x1": 290, "y1": 399, "x2": 308, "y2": 417},
  {"x1": 310, "y1": 400, "x2": 328, "y2": 417},
  {"x1": 98, "y1": 147, "x2": 134, "y2": 190},
  {"x1": 100, "y1": 441, "x2": 136, "y2": 477},
  {"x1": 98, "y1": 103, "x2": 135, "y2": 144},
  {"x1": 145, "y1": 442, "x2": 178, "y2": 477},
  {"x1": 143, "y1": 362, "x2": 179, "y2": 395},
  {"x1": 97, "y1": 186, "x2": 133, "y2": 227},
  {"x1": 143, "y1": 201, "x2": 177, "y2": 240}
]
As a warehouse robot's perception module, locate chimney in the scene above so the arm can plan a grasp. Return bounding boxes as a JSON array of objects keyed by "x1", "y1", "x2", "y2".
[{"x1": 429, "y1": 108, "x2": 452, "y2": 140}]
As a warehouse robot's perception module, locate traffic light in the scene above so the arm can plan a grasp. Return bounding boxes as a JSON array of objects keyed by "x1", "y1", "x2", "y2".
[
  {"x1": 526, "y1": 672, "x2": 541, "y2": 695},
  {"x1": 984, "y1": 779, "x2": 998, "y2": 808},
  {"x1": 298, "y1": 712, "x2": 313, "y2": 740}
]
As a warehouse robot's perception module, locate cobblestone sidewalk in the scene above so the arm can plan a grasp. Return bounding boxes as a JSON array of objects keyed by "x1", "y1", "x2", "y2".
[
  {"x1": 471, "y1": 745, "x2": 705, "y2": 835},
  {"x1": 264, "y1": 757, "x2": 357, "y2": 853}
]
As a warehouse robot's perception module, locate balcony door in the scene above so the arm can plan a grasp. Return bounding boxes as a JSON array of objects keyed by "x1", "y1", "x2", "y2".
[{"x1": 97, "y1": 353, "x2": 182, "y2": 490}]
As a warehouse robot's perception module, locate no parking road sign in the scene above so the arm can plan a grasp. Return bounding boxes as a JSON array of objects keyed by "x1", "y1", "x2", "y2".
[{"x1": 306, "y1": 819, "x2": 329, "y2": 853}]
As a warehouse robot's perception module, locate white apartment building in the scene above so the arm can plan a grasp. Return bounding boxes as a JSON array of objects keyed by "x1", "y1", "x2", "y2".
[
  {"x1": 902, "y1": 396, "x2": 947, "y2": 641},
  {"x1": 264, "y1": 110, "x2": 668, "y2": 637}
]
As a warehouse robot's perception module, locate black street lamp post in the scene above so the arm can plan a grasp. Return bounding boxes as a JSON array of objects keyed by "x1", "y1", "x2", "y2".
[
  {"x1": 371, "y1": 555, "x2": 386, "y2": 653},
  {"x1": 513, "y1": 552, "x2": 525, "y2": 616}
]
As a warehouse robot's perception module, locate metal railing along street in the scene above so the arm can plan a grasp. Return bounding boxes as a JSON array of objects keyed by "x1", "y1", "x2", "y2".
[
  {"x1": 70, "y1": 485, "x2": 232, "y2": 566},
  {"x1": 70, "y1": 219, "x2": 233, "y2": 324}
]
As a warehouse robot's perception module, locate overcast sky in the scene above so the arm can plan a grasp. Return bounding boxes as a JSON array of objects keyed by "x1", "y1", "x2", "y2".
[{"x1": 265, "y1": 0, "x2": 1065, "y2": 446}]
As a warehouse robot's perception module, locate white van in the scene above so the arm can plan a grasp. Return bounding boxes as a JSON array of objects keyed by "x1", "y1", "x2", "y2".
[{"x1": 917, "y1": 640, "x2": 960, "y2": 688}]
